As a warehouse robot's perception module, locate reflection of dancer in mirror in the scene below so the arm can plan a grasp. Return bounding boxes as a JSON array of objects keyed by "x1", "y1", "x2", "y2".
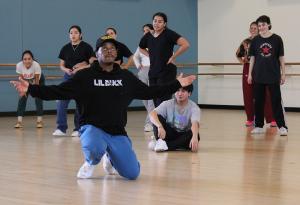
[
  {"x1": 133, "y1": 24, "x2": 155, "y2": 132},
  {"x1": 139, "y1": 12, "x2": 190, "y2": 107},
  {"x1": 236, "y1": 22, "x2": 276, "y2": 127},
  {"x1": 14, "y1": 50, "x2": 45, "y2": 129},
  {"x1": 248, "y1": 15, "x2": 288, "y2": 136},
  {"x1": 53, "y1": 25, "x2": 95, "y2": 137},
  {"x1": 11, "y1": 35, "x2": 196, "y2": 180}
]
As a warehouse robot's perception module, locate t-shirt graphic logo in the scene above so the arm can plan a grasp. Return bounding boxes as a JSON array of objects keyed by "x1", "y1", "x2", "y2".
[
  {"x1": 259, "y1": 43, "x2": 272, "y2": 57},
  {"x1": 94, "y1": 79, "x2": 123, "y2": 87}
]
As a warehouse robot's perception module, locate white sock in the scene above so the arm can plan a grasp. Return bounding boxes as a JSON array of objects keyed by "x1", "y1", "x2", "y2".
[
  {"x1": 17, "y1": 116, "x2": 23, "y2": 122},
  {"x1": 37, "y1": 116, "x2": 42, "y2": 122}
]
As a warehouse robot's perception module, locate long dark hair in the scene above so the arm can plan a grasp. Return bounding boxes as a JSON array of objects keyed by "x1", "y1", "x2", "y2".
[
  {"x1": 69, "y1": 25, "x2": 83, "y2": 39},
  {"x1": 21, "y1": 50, "x2": 35, "y2": 61},
  {"x1": 143, "y1": 23, "x2": 153, "y2": 30},
  {"x1": 152, "y1": 12, "x2": 168, "y2": 23}
]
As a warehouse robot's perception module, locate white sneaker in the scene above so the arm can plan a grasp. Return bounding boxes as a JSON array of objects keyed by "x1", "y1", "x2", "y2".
[
  {"x1": 71, "y1": 131, "x2": 79, "y2": 137},
  {"x1": 102, "y1": 153, "x2": 117, "y2": 175},
  {"x1": 144, "y1": 124, "x2": 153, "y2": 132},
  {"x1": 251, "y1": 127, "x2": 264, "y2": 134},
  {"x1": 279, "y1": 127, "x2": 288, "y2": 136},
  {"x1": 77, "y1": 161, "x2": 95, "y2": 179},
  {"x1": 148, "y1": 136, "x2": 156, "y2": 151},
  {"x1": 52, "y1": 129, "x2": 66, "y2": 136},
  {"x1": 154, "y1": 139, "x2": 168, "y2": 152}
]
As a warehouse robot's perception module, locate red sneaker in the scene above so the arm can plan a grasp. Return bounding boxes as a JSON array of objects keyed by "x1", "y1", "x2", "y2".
[
  {"x1": 245, "y1": 121, "x2": 254, "y2": 127},
  {"x1": 270, "y1": 121, "x2": 277, "y2": 127}
]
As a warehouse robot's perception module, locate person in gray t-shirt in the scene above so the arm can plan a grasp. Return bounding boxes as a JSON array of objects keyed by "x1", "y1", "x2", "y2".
[{"x1": 149, "y1": 84, "x2": 200, "y2": 152}]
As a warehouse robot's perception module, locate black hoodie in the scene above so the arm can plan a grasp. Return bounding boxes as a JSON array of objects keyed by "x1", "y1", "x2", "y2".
[{"x1": 28, "y1": 62, "x2": 181, "y2": 135}]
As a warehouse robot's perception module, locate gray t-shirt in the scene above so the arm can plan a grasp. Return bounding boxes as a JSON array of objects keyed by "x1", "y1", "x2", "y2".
[{"x1": 155, "y1": 99, "x2": 200, "y2": 131}]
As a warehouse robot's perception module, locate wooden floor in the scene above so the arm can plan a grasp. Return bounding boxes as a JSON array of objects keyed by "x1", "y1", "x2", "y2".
[{"x1": 0, "y1": 109, "x2": 299, "y2": 205}]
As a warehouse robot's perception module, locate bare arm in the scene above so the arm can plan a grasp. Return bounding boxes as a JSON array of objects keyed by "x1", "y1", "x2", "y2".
[
  {"x1": 121, "y1": 55, "x2": 134, "y2": 70},
  {"x1": 167, "y1": 37, "x2": 190, "y2": 64},
  {"x1": 279, "y1": 56, "x2": 286, "y2": 85},
  {"x1": 139, "y1": 48, "x2": 149, "y2": 57},
  {"x1": 149, "y1": 110, "x2": 166, "y2": 139},
  {"x1": 60, "y1": 60, "x2": 72, "y2": 75},
  {"x1": 189, "y1": 121, "x2": 200, "y2": 152},
  {"x1": 72, "y1": 61, "x2": 88, "y2": 74}
]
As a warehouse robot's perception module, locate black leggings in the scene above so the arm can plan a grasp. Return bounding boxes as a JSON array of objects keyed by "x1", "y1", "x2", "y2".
[{"x1": 153, "y1": 115, "x2": 200, "y2": 151}]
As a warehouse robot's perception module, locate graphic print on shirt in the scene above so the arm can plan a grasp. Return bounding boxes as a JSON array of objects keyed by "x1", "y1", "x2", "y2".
[
  {"x1": 259, "y1": 43, "x2": 272, "y2": 57},
  {"x1": 94, "y1": 79, "x2": 123, "y2": 87},
  {"x1": 22, "y1": 73, "x2": 34, "y2": 79},
  {"x1": 174, "y1": 112, "x2": 188, "y2": 131}
]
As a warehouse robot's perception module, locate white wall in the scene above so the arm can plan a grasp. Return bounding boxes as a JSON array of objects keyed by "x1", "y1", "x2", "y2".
[{"x1": 198, "y1": 0, "x2": 300, "y2": 108}]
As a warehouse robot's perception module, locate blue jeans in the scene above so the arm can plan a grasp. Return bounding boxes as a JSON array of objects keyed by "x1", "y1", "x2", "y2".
[
  {"x1": 56, "y1": 73, "x2": 80, "y2": 132},
  {"x1": 79, "y1": 125, "x2": 140, "y2": 180}
]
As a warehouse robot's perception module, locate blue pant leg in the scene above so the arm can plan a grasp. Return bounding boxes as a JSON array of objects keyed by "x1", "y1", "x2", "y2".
[
  {"x1": 106, "y1": 136, "x2": 140, "y2": 180},
  {"x1": 17, "y1": 96, "x2": 28, "y2": 116},
  {"x1": 79, "y1": 125, "x2": 108, "y2": 165},
  {"x1": 56, "y1": 73, "x2": 73, "y2": 132},
  {"x1": 56, "y1": 100, "x2": 69, "y2": 132}
]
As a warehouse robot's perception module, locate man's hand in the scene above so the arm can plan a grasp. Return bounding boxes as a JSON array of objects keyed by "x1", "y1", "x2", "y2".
[
  {"x1": 189, "y1": 136, "x2": 199, "y2": 152},
  {"x1": 177, "y1": 73, "x2": 196, "y2": 87},
  {"x1": 10, "y1": 77, "x2": 29, "y2": 96}
]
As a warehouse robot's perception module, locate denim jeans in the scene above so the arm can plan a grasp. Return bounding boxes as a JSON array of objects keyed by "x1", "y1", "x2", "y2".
[{"x1": 56, "y1": 73, "x2": 80, "y2": 132}]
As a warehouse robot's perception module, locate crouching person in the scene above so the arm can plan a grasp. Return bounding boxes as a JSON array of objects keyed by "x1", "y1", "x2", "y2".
[{"x1": 149, "y1": 84, "x2": 200, "y2": 152}]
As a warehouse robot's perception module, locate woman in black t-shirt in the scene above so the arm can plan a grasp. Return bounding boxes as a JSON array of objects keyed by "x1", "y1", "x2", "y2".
[
  {"x1": 53, "y1": 25, "x2": 95, "y2": 137},
  {"x1": 248, "y1": 15, "x2": 288, "y2": 136},
  {"x1": 236, "y1": 22, "x2": 275, "y2": 127},
  {"x1": 139, "y1": 12, "x2": 190, "y2": 107}
]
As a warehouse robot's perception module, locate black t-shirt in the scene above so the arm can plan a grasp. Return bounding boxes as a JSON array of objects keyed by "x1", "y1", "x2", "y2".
[
  {"x1": 59, "y1": 41, "x2": 95, "y2": 69},
  {"x1": 95, "y1": 39, "x2": 133, "y2": 64},
  {"x1": 139, "y1": 28, "x2": 181, "y2": 78},
  {"x1": 115, "y1": 41, "x2": 133, "y2": 64},
  {"x1": 249, "y1": 34, "x2": 284, "y2": 84}
]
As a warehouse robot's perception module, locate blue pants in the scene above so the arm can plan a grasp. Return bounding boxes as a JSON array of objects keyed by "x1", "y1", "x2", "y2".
[
  {"x1": 79, "y1": 125, "x2": 140, "y2": 180},
  {"x1": 56, "y1": 74, "x2": 80, "y2": 132}
]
